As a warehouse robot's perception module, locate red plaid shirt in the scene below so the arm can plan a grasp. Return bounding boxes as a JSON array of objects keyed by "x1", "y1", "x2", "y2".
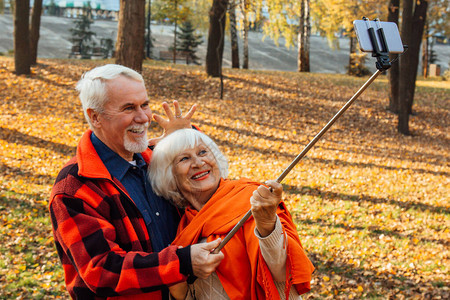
[{"x1": 50, "y1": 130, "x2": 187, "y2": 299}]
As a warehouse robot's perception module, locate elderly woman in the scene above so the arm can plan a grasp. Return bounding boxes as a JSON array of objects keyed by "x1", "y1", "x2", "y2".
[{"x1": 149, "y1": 129, "x2": 314, "y2": 300}]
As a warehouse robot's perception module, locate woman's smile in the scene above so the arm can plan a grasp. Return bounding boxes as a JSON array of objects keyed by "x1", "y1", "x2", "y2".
[{"x1": 191, "y1": 170, "x2": 211, "y2": 180}]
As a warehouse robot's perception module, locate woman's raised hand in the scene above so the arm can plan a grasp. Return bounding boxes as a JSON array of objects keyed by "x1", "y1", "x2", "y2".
[{"x1": 148, "y1": 100, "x2": 197, "y2": 147}]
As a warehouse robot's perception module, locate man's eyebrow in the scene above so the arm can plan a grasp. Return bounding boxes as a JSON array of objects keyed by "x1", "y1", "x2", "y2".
[{"x1": 119, "y1": 102, "x2": 136, "y2": 109}]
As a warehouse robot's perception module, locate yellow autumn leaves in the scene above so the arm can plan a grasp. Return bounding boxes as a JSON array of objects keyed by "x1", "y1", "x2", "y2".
[{"x1": 0, "y1": 56, "x2": 449, "y2": 298}]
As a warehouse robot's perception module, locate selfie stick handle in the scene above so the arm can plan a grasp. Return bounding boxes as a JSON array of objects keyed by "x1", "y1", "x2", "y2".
[{"x1": 212, "y1": 68, "x2": 385, "y2": 254}]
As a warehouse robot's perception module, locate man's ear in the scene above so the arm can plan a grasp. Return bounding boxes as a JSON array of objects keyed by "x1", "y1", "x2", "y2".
[{"x1": 87, "y1": 108, "x2": 101, "y2": 128}]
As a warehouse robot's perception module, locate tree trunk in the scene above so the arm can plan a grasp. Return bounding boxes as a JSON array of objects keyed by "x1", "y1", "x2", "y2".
[
  {"x1": 398, "y1": 0, "x2": 413, "y2": 134},
  {"x1": 146, "y1": 0, "x2": 152, "y2": 58},
  {"x1": 242, "y1": 0, "x2": 249, "y2": 69},
  {"x1": 205, "y1": 0, "x2": 228, "y2": 77},
  {"x1": 297, "y1": 0, "x2": 310, "y2": 72},
  {"x1": 422, "y1": 37, "x2": 428, "y2": 78},
  {"x1": 229, "y1": 2, "x2": 239, "y2": 68},
  {"x1": 406, "y1": 0, "x2": 427, "y2": 113},
  {"x1": 30, "y1": 0, "x2": 43, "y2": 65},
  {"x1": 398, "y1": 0, "x2": 428, "y2": 134},
  {"x1": 115, "y1": 0, "x2": 146, "y2": 73},
  {"x1": 387, "y1": 0, "x2": 400, "y2": 113},
  {"x1": 347, "y1": 35, "x2": 357, "y2": 74},
  {"x1": 14, "y1": 0, "x2": 30, "y2": 75},
  {"x1": 173, "y1": 21, "x2": 178, "y2": 63},
  {"x1": 173, "y1": 0, "x2": 178, "y2": 63},
  {"x1": 422, "y1": 23, "x2": 429, "y2": 78}
]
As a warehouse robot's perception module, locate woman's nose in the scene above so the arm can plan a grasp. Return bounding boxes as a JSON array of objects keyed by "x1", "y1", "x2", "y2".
[{"x1": 192, "y1": 156, "x2": 205, "y2": 167}]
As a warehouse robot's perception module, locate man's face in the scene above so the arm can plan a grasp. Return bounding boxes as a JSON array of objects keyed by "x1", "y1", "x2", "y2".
[{"x1": 91, "y1": 75, "x2": 152, "y2": 161}]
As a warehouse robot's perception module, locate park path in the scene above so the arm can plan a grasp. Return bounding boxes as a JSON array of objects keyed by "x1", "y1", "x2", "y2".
[{"x1": 0, "y1": 14, "x2": 448, "y2": 74}]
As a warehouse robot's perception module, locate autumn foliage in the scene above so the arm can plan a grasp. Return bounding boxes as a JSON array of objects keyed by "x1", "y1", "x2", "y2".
[{"x1": 0, "y1": 56, "x2": 448, "y2": 298}]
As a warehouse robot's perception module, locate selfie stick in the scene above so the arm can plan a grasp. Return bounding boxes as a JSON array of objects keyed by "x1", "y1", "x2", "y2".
[{"x1": 212, "y1": 18, "x2": 395, "y2": 254}]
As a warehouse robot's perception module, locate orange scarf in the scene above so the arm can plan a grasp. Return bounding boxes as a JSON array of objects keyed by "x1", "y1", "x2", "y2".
[{"x1": 172, "y1": 178, "x2": 314, "y2": 299}]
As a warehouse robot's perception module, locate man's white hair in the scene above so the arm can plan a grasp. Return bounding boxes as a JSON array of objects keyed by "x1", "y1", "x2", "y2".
[
  {"x1": 149, "y1": 129, "x2": 228, "y2": 208},
  {"x1": 76, "y1": 64, "x2": 144, "y2": 129}
]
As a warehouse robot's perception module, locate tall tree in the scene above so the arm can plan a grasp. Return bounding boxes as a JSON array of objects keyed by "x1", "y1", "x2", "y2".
[
  {"x1": 14, "y1": 0, "x2": 30, "y2": 75},
  {"x1": 30, "y1": 0, "x2": 42, "y2": 65},
  {"x1": 398, "y1": 0, "x2": 428, "y2": 134},
  {"x1": 387, "y1": 0, "x2": 400, "y2": 113},
  {"x1": 241, "y1": 0, "x2": 249, "y2": 69},
  {"x1": 297, "y1": 0, "x2": 310, "y2": 72},
  {"x1": 146, "y1": 0, "x2": 153, "y2": 58},
  {"x1": 310, "y1": 0, "x2": 381, "y2": 74},
  {"x1": 229, "y1": 1, "x2": 239, "y2": 68},
  {"x1": 172, "y1": 0, "x2": 179, "y2": 63},
  {"x1": 422, "y1": 0, "x2": 450, "y2": 76},
  {"x1": 69, "y1": 8, "x2": 96, "y2": 59},
  {"x1": 262, "y1": 0, "x2": 298, "y2": 51},
  {"x1": 176, "y1": 20, "x2": 203, "y2": 64},
  {"x1": 115, "y1": 0, "x2": 146, "y2": 72},
  {"x1": 205, "y1": 0, "x2": 228, "y2": 77},
  {"x1": 422, "y1": 22, "x2": 429, "y2": 77}
]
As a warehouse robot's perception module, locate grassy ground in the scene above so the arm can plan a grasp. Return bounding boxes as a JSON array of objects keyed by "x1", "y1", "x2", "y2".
[{"x1": 0, "y1": 56, "x2": 448, "y2": 299}]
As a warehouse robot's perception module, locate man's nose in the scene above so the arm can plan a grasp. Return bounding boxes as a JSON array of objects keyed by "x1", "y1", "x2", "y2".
[{"x1": 134, "y1": 107, "x2": 151, "y2": 123}]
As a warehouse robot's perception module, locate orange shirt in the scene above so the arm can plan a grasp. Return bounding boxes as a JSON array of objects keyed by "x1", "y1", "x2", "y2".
[{"x1": 172, "y1": 178, "x2": 314, "y2": 299}]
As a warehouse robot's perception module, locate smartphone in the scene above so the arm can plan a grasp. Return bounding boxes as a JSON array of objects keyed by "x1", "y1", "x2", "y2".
[{"x1": 353, "y1": 20, "x2": 404, "y2": 54}]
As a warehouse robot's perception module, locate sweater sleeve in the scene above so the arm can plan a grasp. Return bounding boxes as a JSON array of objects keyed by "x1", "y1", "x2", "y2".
[
  {"x1": 255, "y1": 216, "x2": 287, "y2": 282},
  {"x1": 50, "y1": 193, "x2": 188, "y2": 297},
  {"x1": 255, "y1": 217, "x2": 303, "y2": 300}
]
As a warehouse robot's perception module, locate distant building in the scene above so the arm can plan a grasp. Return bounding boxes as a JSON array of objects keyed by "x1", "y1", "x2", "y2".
[
  {"x1": 27, "y1": 1, "x2": 120, "y2": 20},
  {"x1": 33, "y1": 1, "x2": 119, "y2": 11},
  {"x1": 12, "y1": 0, "x2": 120, "y2": 21}
]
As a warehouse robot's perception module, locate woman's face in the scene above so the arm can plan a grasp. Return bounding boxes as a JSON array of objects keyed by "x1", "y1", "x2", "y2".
[{"x1": 172, "y1": 141, "x2": 221, "y2": 209}]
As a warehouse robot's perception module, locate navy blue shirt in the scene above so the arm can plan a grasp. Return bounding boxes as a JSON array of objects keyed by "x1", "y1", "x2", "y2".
[{"x1": 91, "y1": 133, "x2": 180, "y2": 252}]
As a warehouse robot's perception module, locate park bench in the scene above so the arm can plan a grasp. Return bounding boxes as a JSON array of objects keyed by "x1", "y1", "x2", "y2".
[
  {"x1": 68, "y1": 45, "x2": 81, "y2": 58},
  {"x1": 92, "y1": 46, "x2": 106, "y2": 59},
  {"x1": 159, "y1": 50, "x2": 192, "y2": 64}
]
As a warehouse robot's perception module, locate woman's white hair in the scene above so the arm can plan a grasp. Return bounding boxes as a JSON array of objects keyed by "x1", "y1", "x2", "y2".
[
  {"x1": 149, "y1": 129, "x2": 228, "y2": 208},
  {"x1": 76, "y1": 64, "x2": 144, "y2": 129}
]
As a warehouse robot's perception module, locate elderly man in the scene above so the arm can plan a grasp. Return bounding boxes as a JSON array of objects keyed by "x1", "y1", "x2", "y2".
[{"x1": 49, "y1": 64, "x2": 224, "y2": 299}]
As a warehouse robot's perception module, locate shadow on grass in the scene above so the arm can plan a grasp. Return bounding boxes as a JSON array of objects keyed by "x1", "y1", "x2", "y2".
[
  {"x1": 0, "y1": 127, "x2": 76, "y2": 156},
  {"x1": 306, "y1": 251, "x2": 447, "y2": 298},
  {"x1": 284, "y1": 184, "x2": 449, "y2": 215},
  {"x1": 299, "y1": 217, "x2": 448, "y2": 248},
  {"x1": 0, "y1": 192, "x2": 48, "y2": 217},
  {"x1": 206, "y1": 123, "x2": 449, "y2": 178},
  {"x1": 0, "y1": 162, "x2": 55, "y2": 184}
]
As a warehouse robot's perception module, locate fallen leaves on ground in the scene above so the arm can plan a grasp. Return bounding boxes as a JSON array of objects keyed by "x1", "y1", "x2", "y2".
[{"x1": 0, "y1": 57, "x2": 448, "y2": 299}]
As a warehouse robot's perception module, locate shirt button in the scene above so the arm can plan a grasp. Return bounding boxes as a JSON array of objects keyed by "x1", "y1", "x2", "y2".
[{"x1": 155, "y1": 212, "x2": 160, "y2": 216}]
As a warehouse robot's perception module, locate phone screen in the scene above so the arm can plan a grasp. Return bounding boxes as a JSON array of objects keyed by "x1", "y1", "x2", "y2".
[{"x1": 353, "y1": 20, "x2": 404, "y2": 54}]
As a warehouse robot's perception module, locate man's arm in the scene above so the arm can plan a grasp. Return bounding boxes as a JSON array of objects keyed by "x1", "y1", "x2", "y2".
[
  {"x1": 50, "y1": 193, "x2": 185, "y2": 296},
  {"x1": 51, "y1": 192, "x2": 222, "y2": 297}
]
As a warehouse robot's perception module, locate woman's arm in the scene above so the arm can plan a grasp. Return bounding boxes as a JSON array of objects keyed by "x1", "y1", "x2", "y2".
[{"x1": 255, "y1": 216, "x2": 287, "y2": 281}]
